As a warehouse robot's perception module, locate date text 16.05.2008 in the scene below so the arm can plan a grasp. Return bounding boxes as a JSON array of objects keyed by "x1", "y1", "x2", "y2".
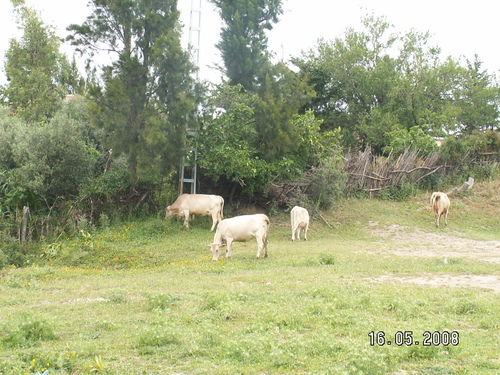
[{"x1": 368, "y1": 331, "x2": 460, "y2": 347}]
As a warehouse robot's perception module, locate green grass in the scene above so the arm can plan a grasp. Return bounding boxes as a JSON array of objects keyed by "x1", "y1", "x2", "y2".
[{"x1": 1, "y1": 180, "x2": 499, "y2": 374}]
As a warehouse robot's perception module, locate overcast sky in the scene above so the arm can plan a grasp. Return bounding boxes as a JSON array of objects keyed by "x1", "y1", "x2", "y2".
[{"x1": 1, "y1": 0, "x2": 499, "y2": 84}]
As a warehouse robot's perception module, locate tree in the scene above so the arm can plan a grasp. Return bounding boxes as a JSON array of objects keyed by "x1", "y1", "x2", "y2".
[
  {"x1": 454, "y1": 56, "x2": 500, "y2": 134},
  {"x1": 2, "y1": 3, "x2": 74, "y2": 123},
  {"x1": 211, "y1": 0, "x2": 283, "y2": 91},
  {"x1": 0, "y1": 101, "x2": 99, "y2": 209},
  {"x1": 198, "y1": 83, "x2": 325, "y2": 197},
  {"x1": 253, "y1": 62, "x2": 316, "y2": 162},
  {"x1": 67, "y1": 0, "x2": 200, "y2": 180},
  {"x1": 295, "y1": 13, "x2": 500, "y2": 153}
]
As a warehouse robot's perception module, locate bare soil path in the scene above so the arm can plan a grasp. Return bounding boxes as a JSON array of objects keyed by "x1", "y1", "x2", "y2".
[{"x1": 367, "y1": 222, "x2": 500, "y2": 292}]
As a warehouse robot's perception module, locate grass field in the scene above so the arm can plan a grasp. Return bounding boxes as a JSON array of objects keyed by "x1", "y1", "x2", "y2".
[{"x1": 1, "y1": 179, "x2": 499, "y2": 374}]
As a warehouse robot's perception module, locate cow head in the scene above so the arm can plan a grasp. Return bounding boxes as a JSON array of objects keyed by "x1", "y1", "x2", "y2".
[
  {"x1": 208, "y1": 243, "x2": 226, "y2": 260},
  {"x1": 165, "y1": 205, "x2": 174, "y2": 219}
]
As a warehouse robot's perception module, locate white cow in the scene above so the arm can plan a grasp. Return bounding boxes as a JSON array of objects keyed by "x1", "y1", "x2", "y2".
[
  {"x1": 208, "y1": 214, "x2": 270, "y2": 260},
  {"x1": 430, "y1": 192, "x2": 451, "y2": 228},
  {"x1": 165, "y1": 194, "x2": 224, "y2": 231},
  {"x1": 291, "y1": 206, "x2": 310, "y2": 241}
]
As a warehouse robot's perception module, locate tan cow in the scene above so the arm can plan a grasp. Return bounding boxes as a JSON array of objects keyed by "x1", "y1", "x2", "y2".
[
  {"x1": 208, "y1": 214, "x2": 270, "y2": 260},
  {"x1": 165, "y1": 194, "x2": 224, "y2": 231},
  {"x1": 430, "y1": 192, "x2": 451, "y2": 228},
  {"x1": 291, "y1": 206, "x2": 309, "y2": 241}
]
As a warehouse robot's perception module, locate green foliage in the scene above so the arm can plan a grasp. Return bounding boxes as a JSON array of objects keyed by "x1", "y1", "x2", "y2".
[
  {"x1": 307, "y1": 148, "x2": 347, "y2": 209},
  {"x1": 147, "y1": 293, "x2": 178, "y2": 311},
  {"x1": 439, "y1": 131, "x2": 500, "y2": 181},
  {"x1": 386, "y1": 125, "x2": 438, "y2": 155},
  {"x1": 253, "y1": 62, "x2": 317, "y2": 163},
  {"x1": 211, "y1": 0, "x2": 283, "y2": 90},
  {"x1": 68, "y1": 0, "x2": 200, "y2": 180},
  {"x1": 1, "y1": 4, "x2": 75, "y2": 123},
  {"x1": 0, "y1": 103, "x2": 99, "y2": 208},
  {"x1": 0, "y1": 249, "x2": 8, "y2": 269},
  {"x1": 296, "y1": 13, "x2": 499, "y2": 152},
  {"x1": 199, "y1": 84, "x2": 324, "y2": 196},
  {"x1": 198, "y1": 84, "x2": 269, "y2": 194},
  {"x1": 1, "y1": 315, "x2": 58, "y2": 348}
]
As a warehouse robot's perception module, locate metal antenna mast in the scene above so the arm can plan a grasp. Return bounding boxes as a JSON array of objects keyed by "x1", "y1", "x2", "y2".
[{"x1": 179, "y1": 0, "x2": 202, "y2": 195}]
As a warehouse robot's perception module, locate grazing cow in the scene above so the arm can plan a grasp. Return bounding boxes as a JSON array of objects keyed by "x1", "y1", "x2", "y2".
[
  {"x1": 430, "y1": 192, "x2": 451, "y2": 228},
  {"x1": 208, "y1": 214, "x2": 270, "y2": 260},
  {"x1": 291, "y1": 206, "x2": 310, "y2": 241},
  {"x1": 165, "y1": 194, "x2": 224, "y2": 231}
]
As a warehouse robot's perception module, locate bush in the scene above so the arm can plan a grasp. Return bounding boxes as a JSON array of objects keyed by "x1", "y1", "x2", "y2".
[
  {"x1": 0, "y1": 249, "x2": 7, "y2": 269},
  {"x1": 307, "y1": 151, "x2": 346, "y2": 209}
]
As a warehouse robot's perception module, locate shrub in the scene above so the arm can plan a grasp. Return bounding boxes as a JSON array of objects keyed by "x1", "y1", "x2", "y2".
[
  {"x1": 0, "y1": 249, "x2": 7, "y2": 269},
  {"x1": 307, "y1": 151, "x2": 346, "y2": 209}
]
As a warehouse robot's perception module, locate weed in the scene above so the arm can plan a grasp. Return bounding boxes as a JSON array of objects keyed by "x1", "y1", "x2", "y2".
[
  {"x1": 104, "y1": 289, "x2": 128, "y2": 304},
  {"x1": 146, "y1": 292, "x2": 177, "y2": 311},
  {"x1": 319, "y1": 253, "x2": 335, "y2": 265},
  {"x1": 86, "y1": 355, "x2": 106, "y2": 373},
  {"x1": 1, "y1": 316, "x2": 58, "y2": 348}
]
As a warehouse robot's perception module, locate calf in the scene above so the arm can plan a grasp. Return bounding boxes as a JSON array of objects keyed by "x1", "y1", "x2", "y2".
[{"x1": 209, "y1": 214, "x2": 270, "y2": 260}]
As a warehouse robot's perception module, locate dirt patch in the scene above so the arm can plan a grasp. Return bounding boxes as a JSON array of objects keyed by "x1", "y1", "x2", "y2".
[
  {"x1": 367, "y1": 223, "x2": 500, "y2": 292},
  {"x1": 370, "y1": 274, "x2": 500, "y2": 292},
  {"x1": 368, "y1": 222, "x2": 500, "y2": 263}
]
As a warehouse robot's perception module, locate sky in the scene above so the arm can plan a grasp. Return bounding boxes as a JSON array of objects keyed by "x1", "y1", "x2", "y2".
[{"x1": 1, "y1": 0, "x2": 499, "y2": 85}]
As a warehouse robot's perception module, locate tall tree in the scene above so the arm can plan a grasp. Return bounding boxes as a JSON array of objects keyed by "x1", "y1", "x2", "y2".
[
  {"x1": 211, "y1": 0, "x2": 283, "y2": 91},
  {"x1": 67, "y1": 0, "x2": 200, "y2": 179},
  {"x1": 2, "y1": 3, "x2": 73, "y2": 123}
]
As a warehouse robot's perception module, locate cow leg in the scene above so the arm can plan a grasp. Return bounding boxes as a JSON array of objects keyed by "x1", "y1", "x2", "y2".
[
  {"x1": 435, "y1": 213, "x2": 440, "y2": 228},
  {"x1": 303, "y1": 225, "x2": 308, "y2": 241},
  {"x1": 256, "y1": 239, "x2": 263, "y2": 259},
  {"x1": 256, "y1": 237, "x2": 268, "y2": 259},
  {"x1": 181, "y1": 210, "x2": 190, "y2": 229},
  {"x1": 210, "y1": 214, "x2": 217, "y2": 232},
  {"x1": 444, "y1": 209, "x2": 449, "y2": 226},
  {"x1": 225, "y1": 239, "x2": 233, "y2": 259}
]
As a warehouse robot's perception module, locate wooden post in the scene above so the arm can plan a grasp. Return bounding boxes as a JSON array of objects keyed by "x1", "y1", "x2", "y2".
[{"x1": 20, "y1": 206, "x2": 29, "y2": 245}]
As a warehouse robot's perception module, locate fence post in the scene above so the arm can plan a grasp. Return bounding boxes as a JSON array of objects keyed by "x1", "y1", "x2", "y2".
[{"x1": 20, "y1": 206, "x2": 29, "y2": 245}]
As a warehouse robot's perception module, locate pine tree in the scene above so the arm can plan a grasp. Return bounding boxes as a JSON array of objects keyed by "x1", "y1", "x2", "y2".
[
  {"x1": 67, "y1": 0, "x2": 200, "y2": 179},
  {"x1": 211, "y1": 0, "x2": 283, "y2": 91}
]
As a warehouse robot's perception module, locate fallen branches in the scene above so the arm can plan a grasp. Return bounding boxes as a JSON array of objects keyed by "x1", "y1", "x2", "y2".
[{"x1": 344, "y1": 148, "x2": 447, "y2": 196}]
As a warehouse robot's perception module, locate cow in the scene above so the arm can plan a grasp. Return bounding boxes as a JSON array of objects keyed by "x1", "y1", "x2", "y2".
[
  {"x1": 165, "y1": 194, "x2": 224, "y2": 231},
  {"x1": 430, "y1": 192, "x2": 451, "y2": 228},
  {"x1": 208, "y1": 214, "x2": 270, "y2": 260},
  {"x1": 291, "y1": 206, "x2": 309, "y2": 241}
]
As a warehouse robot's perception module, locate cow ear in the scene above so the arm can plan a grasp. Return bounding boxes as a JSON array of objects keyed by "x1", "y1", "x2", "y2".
[{"x1": 220, "y1": 243, "x2": 227, "y2": 248}]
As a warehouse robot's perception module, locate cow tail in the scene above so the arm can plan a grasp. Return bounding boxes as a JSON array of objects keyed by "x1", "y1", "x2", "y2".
[
  {"x1": 264, "y1": 217, "x2": 270, "y2": 245},
  {"x1": 220, "y1": 198, "x2": 225, "y2": 220}
]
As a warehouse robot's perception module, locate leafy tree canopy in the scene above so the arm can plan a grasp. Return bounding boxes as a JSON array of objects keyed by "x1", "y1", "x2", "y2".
[
  {"x1": 295, "y1": 13, "x2": 500, "y2": 153},
  {"x1": 1, "y1": 3, "x2": 76, "y2": 124}
]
